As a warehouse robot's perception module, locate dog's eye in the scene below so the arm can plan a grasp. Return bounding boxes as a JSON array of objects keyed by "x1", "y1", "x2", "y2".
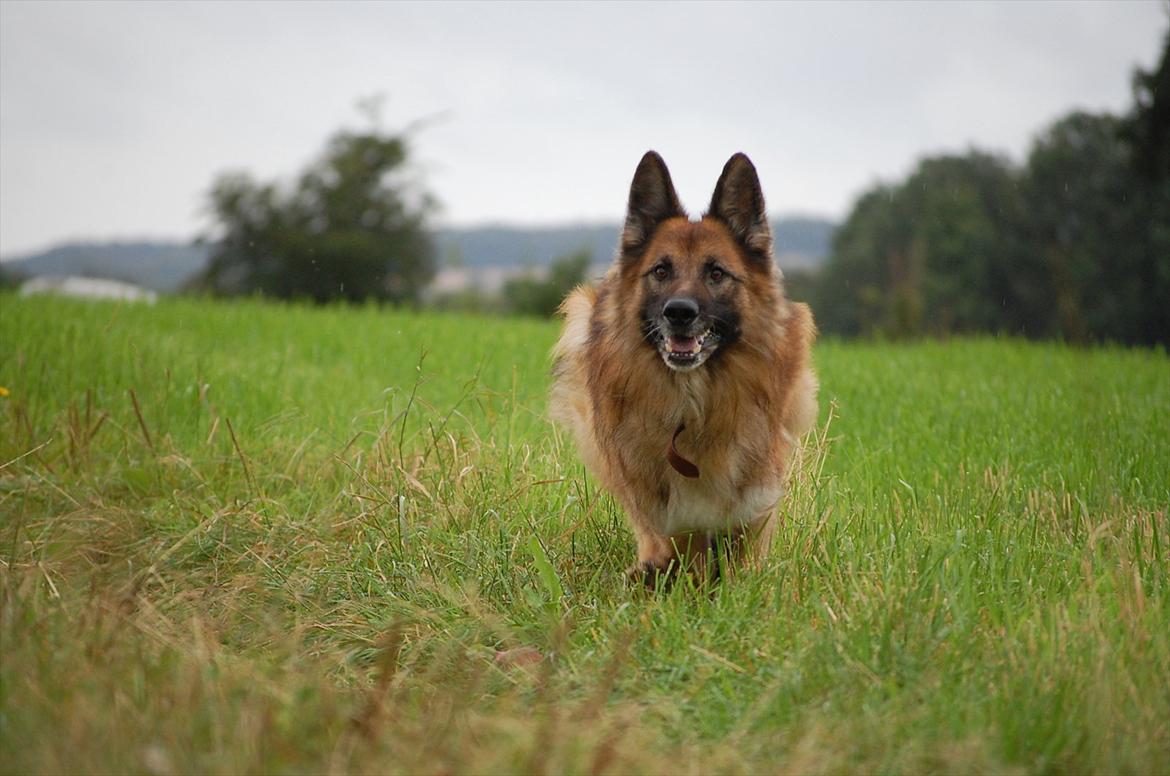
[
  {"x1": 709, "y1": 267, "x2": 725, "y2": 283},
  {"x1": 653, "y1": 265, "x2": 669, "y2": 281}
]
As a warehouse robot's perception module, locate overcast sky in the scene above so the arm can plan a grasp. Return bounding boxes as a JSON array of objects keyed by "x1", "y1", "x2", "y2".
[{"x1": 0, "y1": 0, "x2": 1164, "y2": 257}]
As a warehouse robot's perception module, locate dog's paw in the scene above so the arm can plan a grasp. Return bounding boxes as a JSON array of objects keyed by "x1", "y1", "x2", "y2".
[{"x1": 626, "y1": 559, "x2": 678, "y2": 592}]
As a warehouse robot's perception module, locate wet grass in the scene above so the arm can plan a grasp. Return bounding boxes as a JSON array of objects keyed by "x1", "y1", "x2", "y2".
[{"x1": 1, "y1": 294, "x2": 1167, "y2": 774}]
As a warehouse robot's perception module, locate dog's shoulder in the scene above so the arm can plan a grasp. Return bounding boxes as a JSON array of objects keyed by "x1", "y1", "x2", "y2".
[
  {"x1": 558, "y1": 283, "x2": 597, "y2": 317},
  {"x1": 552, "y1": 284, "x2": 597, "y2": 364},
  {"x1": 778, "y1": 300, "x2": 819, "y2": 436},
  {"x1": 786, "y1": 300, "x2": 817, "y2": 355}
]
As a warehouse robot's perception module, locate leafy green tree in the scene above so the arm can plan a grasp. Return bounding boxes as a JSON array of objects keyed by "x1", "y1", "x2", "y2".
[
  {"x1": 813, "y1": 24, "x2": 1169, "y2": 346},
  {"x1": 0, "y1": 263, "x2": 25, "y2": 291},
  {"x1": 815, "y1": 151, "x2": 1026, "y2": 337},
  {"x1": 813, "y1": 184, "x2": 902, "y2": 336},
  {"x1": 1127, "y1": 29, "x2": 1170, "y2": 184},
  {"x1": 1020, "y1": 112, "x2": 1158, "y2": 343},
  {"x1": 197, "y1": 116, "x2": 435, "y2": 304},
  {"x1": 501, "y1": 250, "x2": 592, "y2": 318},
  {"x1": 1124, "y1": 28, "x2": 1170, "y2": 345}
]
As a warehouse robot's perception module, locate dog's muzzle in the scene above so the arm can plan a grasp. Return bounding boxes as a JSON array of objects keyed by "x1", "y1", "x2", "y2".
[{"x1": 658, "y1": 297, "x2": 717, "y2": 370}]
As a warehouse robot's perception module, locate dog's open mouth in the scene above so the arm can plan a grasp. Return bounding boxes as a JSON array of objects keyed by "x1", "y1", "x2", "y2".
[{"x1": 662, "y1": 329, "x2": 714, "y2": 369}]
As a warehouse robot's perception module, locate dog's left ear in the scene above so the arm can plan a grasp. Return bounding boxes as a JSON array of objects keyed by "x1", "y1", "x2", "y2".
[{"x1": 708, "y1": 153, "x2": 772, "y2": 260}]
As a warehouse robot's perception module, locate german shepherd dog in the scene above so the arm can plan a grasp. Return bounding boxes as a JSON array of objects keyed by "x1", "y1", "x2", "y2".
[{"x1": 550, "y1": 151, "x2": 818, "y2": 588}]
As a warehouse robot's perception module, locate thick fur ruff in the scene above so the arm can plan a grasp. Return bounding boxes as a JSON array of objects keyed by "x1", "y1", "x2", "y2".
[{"x1": 550, "y1": 151, "x2": 818, "y2": 586}]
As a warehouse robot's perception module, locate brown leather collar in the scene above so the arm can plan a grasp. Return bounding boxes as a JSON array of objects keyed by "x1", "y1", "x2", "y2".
[{"x1": 667, "y1": 423, "x2": 700, "y2": 478}]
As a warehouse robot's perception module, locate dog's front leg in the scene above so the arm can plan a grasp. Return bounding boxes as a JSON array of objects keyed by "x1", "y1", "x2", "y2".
[
  {"x1": 630, "y1": 529, "x2": 724, "y2": 590},
  {"x1": 678, "y1": 513, "x2": 779, "y2": 585},
  {"x1": 714, "y1": 510, "x2": 779, "y2": 575},
  {"x1": 627, "y1": 523, "x2": 680, "y2": 590}
]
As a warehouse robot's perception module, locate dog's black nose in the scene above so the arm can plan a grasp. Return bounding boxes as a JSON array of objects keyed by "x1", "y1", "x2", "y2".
[{"x1": 663, "y1": 298, "x2": 699, "y2": 327}]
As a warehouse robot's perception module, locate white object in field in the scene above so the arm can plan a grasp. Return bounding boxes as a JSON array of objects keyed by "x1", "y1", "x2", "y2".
[{"x1": 19, "y1": 275, "x2": 158, "y2": 304}]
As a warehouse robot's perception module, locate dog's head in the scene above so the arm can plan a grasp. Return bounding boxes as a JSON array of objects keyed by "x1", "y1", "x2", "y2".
[{"x1": 618, "y1": 151, "x2": 777, "y2": 372}]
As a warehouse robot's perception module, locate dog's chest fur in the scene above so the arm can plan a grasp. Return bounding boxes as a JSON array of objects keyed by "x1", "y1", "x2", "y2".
[{"x1": 581, "y1": 325, "x2": 793, "y2": 535}]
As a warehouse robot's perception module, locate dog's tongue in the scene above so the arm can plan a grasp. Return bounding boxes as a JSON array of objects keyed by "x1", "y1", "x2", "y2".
[{"x1": 669, "y1": 336, "x2": 699, "y2": 355}]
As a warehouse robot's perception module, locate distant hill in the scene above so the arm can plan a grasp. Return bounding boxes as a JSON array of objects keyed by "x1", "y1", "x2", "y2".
[
  {"x1": 1, "y1": 241, "x2": 210, "y2": 292},
  {"x1": 770, "y1": 216, "x2": 839, "y2": 271},
  {"x1": 1, "y1": 216, "x2": 835, "y2": 292},
  {"x1": 435, "y1": 224, "x2": 618, "y2": 270},
  {"x1": 436, "y1": 217, "x2": 835, "y2": 272}
]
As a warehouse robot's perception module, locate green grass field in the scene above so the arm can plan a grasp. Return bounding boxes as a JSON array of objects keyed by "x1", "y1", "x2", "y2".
[{"x1": 2, "y1": 294, "x2": 1168, "y2": 774}]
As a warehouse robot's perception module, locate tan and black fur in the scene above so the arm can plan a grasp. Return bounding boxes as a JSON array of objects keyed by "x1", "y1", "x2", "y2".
[{"x1": 550, "y1": 151, "x2": 818, "y2": 587}]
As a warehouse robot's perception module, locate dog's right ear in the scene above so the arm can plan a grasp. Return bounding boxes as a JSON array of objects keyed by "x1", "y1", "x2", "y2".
[{"x1": 620, "y1": 151, "x2": 685, "y2": 258}]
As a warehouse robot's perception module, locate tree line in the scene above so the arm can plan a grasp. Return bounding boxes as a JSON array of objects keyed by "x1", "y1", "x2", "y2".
[
  {"x1": 194, "y1": 116, "x2": 438, "y2": 305},
  {"x1": 191, "y1": 31, "x2": 1167, "y2": 347},
  {"x1": 190, "y1": 111, "x2": 588, "y2": 317},
  {"x1": 804, "y1": 31, "x2": 1169, "y2": 347}
]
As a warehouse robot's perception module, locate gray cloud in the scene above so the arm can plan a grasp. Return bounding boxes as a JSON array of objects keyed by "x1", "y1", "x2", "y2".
[{"x1": 1, "y1": 0, "x2": 1163, "y2": 256}]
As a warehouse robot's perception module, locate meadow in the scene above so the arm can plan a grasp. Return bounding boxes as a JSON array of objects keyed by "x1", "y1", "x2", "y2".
[{"x1": 1, "y1": 294, "x2": 1167, "y2": 774}]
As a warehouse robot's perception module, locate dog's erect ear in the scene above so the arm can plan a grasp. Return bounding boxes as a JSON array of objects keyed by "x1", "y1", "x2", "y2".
[
  {"x1": 708, "y1": 153, "x2": 772, "y2": 259},
  {"x1": 621, "y1": 151, "x2": 685, "y2": 258}
]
